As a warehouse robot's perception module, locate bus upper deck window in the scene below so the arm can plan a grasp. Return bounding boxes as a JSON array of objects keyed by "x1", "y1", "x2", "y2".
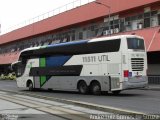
[{"x1": 127, "y1": 38, "x2": 145, "y2": 50}]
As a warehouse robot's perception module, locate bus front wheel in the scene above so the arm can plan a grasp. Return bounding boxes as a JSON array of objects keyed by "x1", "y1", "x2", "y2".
[
  {"x1": 78, "y1": 81, "x2": 88, "y2": 94},
  {"x1": 27, "y1": 80, "x2": 33, "y2": 91}
]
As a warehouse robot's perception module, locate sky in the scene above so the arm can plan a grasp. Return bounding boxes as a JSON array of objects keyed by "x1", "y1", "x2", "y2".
[{"x1": 0, "y1": 0, "x2": 78, "y2": 34}]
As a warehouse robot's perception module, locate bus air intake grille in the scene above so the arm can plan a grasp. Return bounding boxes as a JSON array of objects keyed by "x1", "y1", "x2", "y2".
[{"x1": 131, "y1": 58, "x2": 144, "y2": 71}]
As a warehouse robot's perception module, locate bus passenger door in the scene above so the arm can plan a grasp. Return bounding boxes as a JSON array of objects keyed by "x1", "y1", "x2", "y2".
[{"x1": 24, "y1": 59, "x2": 39, "y2": 88}]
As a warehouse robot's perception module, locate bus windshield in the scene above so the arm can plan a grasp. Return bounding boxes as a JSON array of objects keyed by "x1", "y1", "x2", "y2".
[
  {"x1": 12, "y1": 61, "x2": 26, "y2": 77},
  {"x1": 127, "y1": 38, "x2": 145, "y2": 50}
]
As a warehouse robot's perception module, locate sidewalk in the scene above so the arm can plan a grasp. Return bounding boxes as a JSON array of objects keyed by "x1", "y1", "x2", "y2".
[{"x1": 0, "y1": 98, "x2": 46, "y2": 120}]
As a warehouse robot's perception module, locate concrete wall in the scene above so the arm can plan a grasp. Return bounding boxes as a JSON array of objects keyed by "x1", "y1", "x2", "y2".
[{"x1": 148, "y1": 64, "x2": 160, "y2": 75}]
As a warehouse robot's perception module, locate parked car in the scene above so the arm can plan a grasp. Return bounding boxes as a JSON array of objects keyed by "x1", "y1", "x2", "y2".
[
  {"x1": 0, "y1": 73, "x2": 16, "y2": 80},
  {"x1": 0, "y1": 74, "x2": 5, "y2": 80},
  {"x1": 7, "y1": 72, "x2": 16, "y2": 80}
]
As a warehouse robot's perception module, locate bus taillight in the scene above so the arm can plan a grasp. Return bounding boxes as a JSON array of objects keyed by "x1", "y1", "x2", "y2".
[{"x1": 123, "y1": 70, "x2": 129, "y2": 77}]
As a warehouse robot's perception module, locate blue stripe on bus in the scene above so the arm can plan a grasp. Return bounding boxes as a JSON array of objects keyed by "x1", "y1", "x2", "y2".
[
  {"x1": 46, "y1": 55, "x2": 72, "y2": 67},
  {"x1": 46, "y1": 40, "x2": 88, "y2": 48}
]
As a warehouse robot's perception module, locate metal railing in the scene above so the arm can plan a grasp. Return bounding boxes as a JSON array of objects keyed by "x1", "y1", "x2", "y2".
[
  {"x1": 148, "y1": 76, "x2": 160, "y2": 84},
  {"x1": 1, "y1": 0, "x2": 95, "y2": 35}
]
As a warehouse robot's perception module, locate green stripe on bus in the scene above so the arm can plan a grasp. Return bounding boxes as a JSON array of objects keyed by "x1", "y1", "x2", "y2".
[
  {"x1": 40, "y1": 57, "x2": 46, "y2": 67},
  {"x1": 40, "y1": 57, "x2": 46, "y2": 87}
]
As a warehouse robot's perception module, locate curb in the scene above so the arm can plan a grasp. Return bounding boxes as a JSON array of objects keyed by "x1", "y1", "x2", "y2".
[{"x1": 141, "y1": 85, "x2": 160, "y2": 91}]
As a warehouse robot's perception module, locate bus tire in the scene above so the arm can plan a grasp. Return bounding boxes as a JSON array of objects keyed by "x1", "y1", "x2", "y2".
[
  {"x1": 78, "y1": 81, "x2": 88, "y2": 94},
  {"x1": 90, "y1": 81, "x2": 101, "y2": 95},
  {"x1": 112, "y1": 90, "x2": 121, "y2": 95},
  {"x1": 27, "y1": 80, "x2": 33, "y2": 91}
]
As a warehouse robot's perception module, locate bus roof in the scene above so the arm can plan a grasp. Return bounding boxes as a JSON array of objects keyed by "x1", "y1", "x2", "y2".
[
  {"x1": 89, "y1": 35, "x2": 143, "y2": 43},
  {"x1": 21, "y1": 40, "x2": 88, "y2": 53},
  {"x1": 47, "y1": 40, "x2": 88, "y2": 48},
  {"x1": 21, "y1": 35, "x2": 143, "y2": 53},
  {"x1": 19, "y1": 40, "x2": 88, "y2": 59}
]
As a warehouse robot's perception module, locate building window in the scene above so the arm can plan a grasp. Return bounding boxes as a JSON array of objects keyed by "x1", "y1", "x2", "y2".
[
  {"x1": 144, "y1": 12, "x2": 151, "y2": 28},
  {"x1": 125, "y1": 21, "x2": 132, "y2": 31},
  {"x1": 151, "y1": 16, "x2": 158, "y2": 27},
  {"x1": 144, "y1": 12, "x2": 150, "y2": 18},
  {"x1": 96, "y1": 28, "x2": 104, "y2": 36},
  {"x1": 123, "y1": 10, "x2": 160, "y2": 31},
  {"x1": 150, "y1": 11, "x2": 158, "y2": 27},
  {"x1": 137, "y1": 21, "x2": 143, "y2": 29},
  {"x1": 125, "y1": 14, "x2": 143, "y2": 31},
  {"x1": 79, "y1": 32, "x2": 83, "y2": 40},
  {"x1": 119, "y1": 19, "x2": 125, "y2": 32},
  {"x1": 107, "y1": 19, "x2": 120, "y2": 34},
  {"x1": 71, "y1": 34, "x2": 75, "y2": 41},
  {"x1": 144, "y1": 18, "x2": 150, "y2": 28},
  {"x1": 113, "y1": 19, "x2": 120, "y2": 33}
]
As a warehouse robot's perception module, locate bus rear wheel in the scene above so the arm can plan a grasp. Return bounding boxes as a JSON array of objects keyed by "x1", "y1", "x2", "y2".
[
  {"x1": 78, "y1": 81, "x2": 88, "y2": 94},
  {"x1": 112, "y1": 90, "x2": 121, "y2": 95},
  {"x1": 90, "y1": 82, "x2": 101, "y2": 95}
]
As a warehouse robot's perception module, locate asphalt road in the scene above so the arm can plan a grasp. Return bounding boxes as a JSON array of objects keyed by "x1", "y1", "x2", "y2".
[{"x1": 0, "y1": 80, "x2": 160, "y2": 114}]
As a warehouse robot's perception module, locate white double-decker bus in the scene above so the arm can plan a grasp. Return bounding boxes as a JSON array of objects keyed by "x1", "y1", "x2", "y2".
[{"x1": 12, "y1": 35, "x2": 148, "y2": 95}]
